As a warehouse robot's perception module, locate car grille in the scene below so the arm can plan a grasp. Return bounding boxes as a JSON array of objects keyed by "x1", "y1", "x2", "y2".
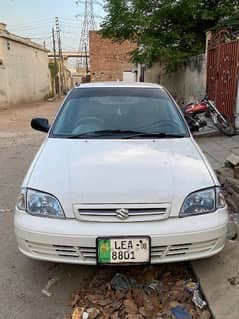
[
  {"x1": 25, "y1": 238, "x2": 218, "y2": 263},
  {"x1": 73, "y1": 203, "x2": 171, "y2": 222},
  {"x1": 151, "y1": 239, "x2": 218, "y2": 261},
  {"x1": 25, "y1": 241, "x2": 97, "y2": 263}
]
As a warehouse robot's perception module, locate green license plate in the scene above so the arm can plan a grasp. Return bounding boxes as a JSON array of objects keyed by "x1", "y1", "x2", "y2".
[{"x1": 97, "y1": 237, "x2": 150, "y2": 264}]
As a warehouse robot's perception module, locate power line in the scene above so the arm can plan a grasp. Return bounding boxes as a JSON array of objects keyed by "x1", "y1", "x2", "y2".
[
  {"x1": 9, "y1": 25, "x2": 53, "y2": 32},
  {"x1": 8, "y1": 14, "x2": 103, "y2": 52},
  {"x1": 8, "y1": 18, "x2": 54, "y2": 27}
]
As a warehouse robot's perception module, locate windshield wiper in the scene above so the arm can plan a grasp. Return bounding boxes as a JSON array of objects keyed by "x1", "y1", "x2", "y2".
[
  {"x1": 64, "y1": 129, "x2": 145, "y2": 139},
  {"x1": 122, "y1": 132, "x2": 186, "y2": 139},
  {"x1": 63, "y1": 130, "x2": 186, "y2": 139}
]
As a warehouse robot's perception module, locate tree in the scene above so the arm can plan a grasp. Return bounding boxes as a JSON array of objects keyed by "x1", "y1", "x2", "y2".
[
  {"x1": 48, "y1": 62, "x2": 58, "y2": 97},
  {"x1": 100, "y1": 0, "x2": 239, "y2": 70}
]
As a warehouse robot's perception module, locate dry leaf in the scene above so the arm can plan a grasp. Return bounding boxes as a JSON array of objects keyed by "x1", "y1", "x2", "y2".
[{"x1": 123, "y1": 299, "x2": 138, "y2": 314}]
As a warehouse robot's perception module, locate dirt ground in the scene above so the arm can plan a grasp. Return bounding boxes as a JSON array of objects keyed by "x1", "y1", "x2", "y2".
[{"x1": 0, "y1": 99, "x2": 209, "y2": 319}]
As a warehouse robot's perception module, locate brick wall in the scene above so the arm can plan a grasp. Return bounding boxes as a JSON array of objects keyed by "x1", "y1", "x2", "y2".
[{"x1": 89, "y1": 31, "x2": 136, "y2": 82}]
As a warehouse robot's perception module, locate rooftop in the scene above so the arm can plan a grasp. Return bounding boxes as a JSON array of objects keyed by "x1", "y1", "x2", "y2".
[{"x1": 0, "y1": 22, "x2": 48, "y2": 52}]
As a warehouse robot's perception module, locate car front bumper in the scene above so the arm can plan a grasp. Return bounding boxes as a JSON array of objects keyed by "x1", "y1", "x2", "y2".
[{"x1": 14, "y1": 208, "x2": 228, "y2": 264}]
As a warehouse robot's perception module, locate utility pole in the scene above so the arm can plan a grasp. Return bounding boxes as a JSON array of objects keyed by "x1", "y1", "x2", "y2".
[
  {"x1": 84, "y1": 42, "x2": 91, "y2": 82},
  {"x1": 55, "y1": 17, "x2": 65, "y2": 95},
  {"x1": 85, "y1": 42, "x2": 89, "y2": 75},
  {"x1": 52, "y1": 27, "x2": 59, "y2": 95},
  {"x1": 52, "y1": 27, "x2": 57, "y2": 67}
]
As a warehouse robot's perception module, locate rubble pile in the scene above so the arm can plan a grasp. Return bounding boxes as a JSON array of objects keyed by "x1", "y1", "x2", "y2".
[
  {"x1": 67, "y1": 264, "x2": 210, "y2": 319},
  {"x1": 216, "y1": 153, "x2": 239, "y2": 231}
]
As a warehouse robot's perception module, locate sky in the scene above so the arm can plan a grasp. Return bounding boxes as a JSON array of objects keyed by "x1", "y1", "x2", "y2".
[{"x1": 0, "y1": 0, "x2": 105, "y2": 51}]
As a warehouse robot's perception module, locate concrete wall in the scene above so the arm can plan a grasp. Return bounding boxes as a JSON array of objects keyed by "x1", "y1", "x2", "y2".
[
  {"x1": 89, "y1": 31, "x2": 137, "y2": 82},
  {"x1": 145, "y1": 54, "x2": 206, "y2": 104},
  {"x1": 0, "y1": 36, "x2": 50, "y2": 107},
  {"x1": 0, "y1": 35, "x2": 7, "y2": 106},
  {"x1": 0, "y1": 64, "x2": 7, "y2": 106}
]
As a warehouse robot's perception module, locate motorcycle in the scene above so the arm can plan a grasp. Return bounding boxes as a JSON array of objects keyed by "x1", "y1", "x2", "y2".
[{"x1": 181, "y1": 95, "x2": 236, "y2": 136}]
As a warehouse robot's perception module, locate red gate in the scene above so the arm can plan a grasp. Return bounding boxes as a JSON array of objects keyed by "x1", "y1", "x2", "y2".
[{"x1": 207, "y1": 30, "x2": 239, "y2": 120}]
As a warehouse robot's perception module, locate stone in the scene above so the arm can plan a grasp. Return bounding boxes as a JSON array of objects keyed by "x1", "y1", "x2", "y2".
[
  {"x1": 230, "y1": 189, "x2": 239, "y2": 209},
  {"x1": 226, "y1": 153, "x2": 239, "y2": 167},
  {"x1": 226, "y1": 177, "x2": 239, "y2": 194},
  {"x1": 215, "y1": 167, "x2": 234, "y2": 184},
  {"x1": 225, "y1": 196, "x2": 238, "y2": 214},
  {"x1": 111, "y1": 273, "x2": 131, "y2": 291},
  {"x1": 87, "y1": 308, "x2": 99, "y2": 319},
  {"x1": 234, "y1": 166, "x2": 239, "y2": 179}
]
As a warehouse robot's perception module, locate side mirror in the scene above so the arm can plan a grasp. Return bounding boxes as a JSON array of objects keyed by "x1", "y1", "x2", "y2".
[{"x1": 31, "y1": 118, "x2": 50, "y2": 133}]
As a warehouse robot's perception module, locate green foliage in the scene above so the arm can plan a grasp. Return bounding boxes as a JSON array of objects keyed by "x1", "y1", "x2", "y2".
[
  {"x1": 48, "y1": 62, "x2": 58, "y2": 96},
  {"x1": 101, "y1": 0, "x2": 239, "y2": 70},
  {"x1": 215, "y1": 11, "x2": 239, "y2": 30},
  {"x1": 48, "y1": 62, "x2": 58, "y2": 79}
]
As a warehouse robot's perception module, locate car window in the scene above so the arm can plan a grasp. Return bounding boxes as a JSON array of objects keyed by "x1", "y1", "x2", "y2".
[{"x1": 51, "y1": 87, "x2": 188, "y2": 138}]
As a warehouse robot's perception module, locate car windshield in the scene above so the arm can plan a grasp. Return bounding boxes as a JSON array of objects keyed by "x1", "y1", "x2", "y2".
[{"x1": 51, "y1": 87, "x2": 188, "y2": 138}]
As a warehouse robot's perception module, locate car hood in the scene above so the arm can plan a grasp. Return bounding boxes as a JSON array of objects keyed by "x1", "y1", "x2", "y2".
[{"x1": 25, "y1": 138, "x2": 217, "y2": 217}]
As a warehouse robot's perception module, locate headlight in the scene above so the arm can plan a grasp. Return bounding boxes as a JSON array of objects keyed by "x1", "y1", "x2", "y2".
[
  {"x1": 180, "y1": 187, "x2": 226, "y2": 217},
  {"x1": 16, "y1": 189, "x2": 65, "y2": 219}
]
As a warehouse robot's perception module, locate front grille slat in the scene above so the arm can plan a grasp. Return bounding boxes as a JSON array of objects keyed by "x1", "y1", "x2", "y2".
[
  {"x1": 74, "y1": 204, "x2": 170, "y2": 222},
  {"x1": 31, "y1": 248, "x2": 59, "y2": 256},
  {"x1": 167, "y1": 250, "x2": 188, "y2": 256},
  {"x1": 151, "y1": 252, "x2": 165, "y2": 257},
  {"x1": 187, "y1": 246, "x2": 216, "y2": 254},
  {"x1": 79, "y1": 247, "x2": 97, "y2": 260},
  {"x1": 30, "y1": 247, "x2": 79, "y2": 257},
  {"x1": 129, "y1": 212, "x2": 165, "y2": 216},
  {"x1": 79, "y1": 211, "x2": 115, "y2": 216},
  {"x1": 187, "y1": 240, "x2": 217, "y2": 249},
  {"x1": 151, "y1": 247, "x2": 167, "y2": 253},
  {"x1": 82, "y1": 253, "x2": 97, "y2": 258},
  {"x1": 169, "y1": 246, "x2": 191, "y2": 251},
  {"x1": 79, "y1": 247, "x2": 95, "y2": 252}
]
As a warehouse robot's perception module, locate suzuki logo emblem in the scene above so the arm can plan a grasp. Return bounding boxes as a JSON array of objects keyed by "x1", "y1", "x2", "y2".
[{"x1": 116, "y1": 208, "x2": 129, "y2": 220}]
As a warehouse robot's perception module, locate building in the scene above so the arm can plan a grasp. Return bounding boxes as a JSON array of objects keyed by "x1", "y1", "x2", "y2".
[
  {"x1": 0, "y1": 22, "x2": 50, "y2": 107},
  {"x1": 89, "y1": 31, "x2": 137, "y2": 82}
]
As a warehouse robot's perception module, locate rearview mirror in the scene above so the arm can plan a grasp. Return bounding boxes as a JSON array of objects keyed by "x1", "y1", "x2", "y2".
[{"x1": 31, "y1": 118, "x2": 50, "y2": 133}]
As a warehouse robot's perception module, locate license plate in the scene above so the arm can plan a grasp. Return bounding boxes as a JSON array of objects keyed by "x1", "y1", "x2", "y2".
[{"x1": 97, "y1": 237, "x2": 150, "y2": 264}]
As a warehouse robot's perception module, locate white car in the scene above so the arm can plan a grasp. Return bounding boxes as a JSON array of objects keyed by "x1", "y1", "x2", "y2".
[{"x1": 15, "y1": 82, "x2": 228, "y2": 265}]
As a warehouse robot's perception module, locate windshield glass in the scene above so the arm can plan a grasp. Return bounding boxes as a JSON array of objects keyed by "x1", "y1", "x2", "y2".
[{"x1": 51, "y1": 87, "x2": 188, "y2": 138}]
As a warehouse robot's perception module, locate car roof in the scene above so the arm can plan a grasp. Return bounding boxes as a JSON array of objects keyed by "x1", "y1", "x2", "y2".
[{"x1": 75, "y1": 82, "x2": 164, "y2": 89}]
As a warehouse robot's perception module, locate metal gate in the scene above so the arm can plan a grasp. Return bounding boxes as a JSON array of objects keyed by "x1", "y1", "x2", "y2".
[{"x1": 207, "y1": 30, "x2": 239, "y2": 120}]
